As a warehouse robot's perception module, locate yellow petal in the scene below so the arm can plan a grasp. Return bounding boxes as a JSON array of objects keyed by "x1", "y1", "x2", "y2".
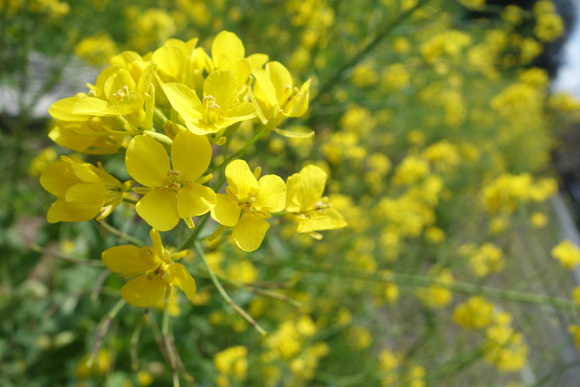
[
  {"x1": 296, "y1": 209, "x2": 347, "y2": 233},
  {"x1": 150, "y1": 228, "x2": 165, "y2": 258},
  {"x1": 171, "y1": 131, "x2": 212, "y2": 182},
  {"x1": 46, "y1": 200, "x2": 78, "y2": 223},
  {"x1": 102, "y1": 245, "x2": 158, "y2": 274},
  {"x1": 212, "y1": 31, "x2": 245, "y2": 64},
  {"x1": 49, "y1": 96, "x2": 91, "y2": 121},
  {"x1": 167, "y1": 263, "x2": 196, "y2": 302},
  {"x1": 253, "y1": 69, "x2": 278, "y2": 108},
  {"x1": 48, "y1": 121, "x2": 98, "y2": 153},
  {"x1": 247, "y1": 53, "x2": 269, "y2": 69},
  {"x1": 162, "y1": 83, "x2": 204, "y2": 122},
  {"x1": 136, "y1": 189, "x2": 180, "y2": 231},
  {"x1": 274, "y1": 127, "x2": 314, "y2": 138},
  {"x1": 267, "y1": 61, "x2": 293, "y2": 101},
  {"x1": 63, "y1": 182, "x2": 106, "y2": 220},
  {"x1": 225, "y1": 159, "x2": 259, "y2": 198},
  {"x1": 72, "y1": 97, "x2": 109, "y2": 116},
  {"x1": 103, "y1": 68, "x2": 137, "y2": 105},
  {"x1": 153, "y1": 45, "x2": 185, "y2": 79},
  {"x1": 203, "y1": 70, "x2": 237, "y2": 111},
  {"x1": 232, "y1": 213, "x2": 270, "y2": 252},
  {"x1": 256, "y1": 175, "x2": 286, "y2": 213},
  {"x1": 177, "y1": 183, "x2": 216, "y2": 217},
  {"x1": 40, "y1": 161, "x2": 80, "y2": 197},
  {"x1": 104, "y1": 91, "x2": 143, "y2": 116},
  {"x1": 126, "y1": 135, "x2": 170, "y2": 188},
  {"x1": 286, "y1": 165, "x2": 327, "y2": 211},
  {"x1": 220, "y1": 102, "x2": 256, "y2": 128},
  {"x1": 286, "y1": 79, "x2": 311, "y2": 117},
  {"x1": 211, "y1": 193, "x2": 241, "y2": 227},
  {"x1": 121, "y1": 275, "x2": 166, "y2": 307},
  {"x1": 62, "y1": 156, "x2": 101, "y2": 183}
]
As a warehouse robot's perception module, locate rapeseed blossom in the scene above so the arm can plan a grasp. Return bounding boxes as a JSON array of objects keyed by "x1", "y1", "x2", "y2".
[
  {"x1": 101, "y1": 229, "x2": 195, "y2": 307},
  {"x1": 285, "y1": 164, "x2": 347, "y2": 235},
  {"x1": 163, "y1": 70, "x2": 256, "y2": 139},
  {"x1": 126, "y1": 130, "x2": 216, "y2": 231},
  {"x1": 551, "y1": 240, "x2": 580, "y2": 270},
  {"x1": 40, "y1": 156, "x2": 130, "y2": 223},
  {"x1": 211, "y1": 159, "x2": 285, "y2": 251}
]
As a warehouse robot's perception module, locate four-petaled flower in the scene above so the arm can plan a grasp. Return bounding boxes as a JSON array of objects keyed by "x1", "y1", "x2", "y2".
[
  {"x1": 211, "y1": 160, "x2": 286, "y2": 252},
  {"x1": 162, "y1": 70, "x2": 256, "y2": 139},
  {"x1": 285, "y1": 164, "x2": 347, "y2": 235},
  {"x1": 126, "y1": 130, "x2": 216, "y2": 231},
  {"x1": 102, "y1": 229, "x2": 196, "y2": 307}
]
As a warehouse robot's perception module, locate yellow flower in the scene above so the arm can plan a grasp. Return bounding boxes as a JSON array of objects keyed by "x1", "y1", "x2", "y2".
[
  {"x1": 285, "y1": 164, "x2": 347, "y2": 235},
  {"x1": 252, "y1": 61, "x2": 311, "y2": 128},
  {"x1": 214, "y1": 345, "x2": 248, "y2": 380},
  {"x1": 48, "y1": 97, "x2": 125, "y2": 154},
  {"x1": 211, "y1": 159, "x2": 286, "y2": 252},
  {"x1": 453, "y1": 296, "x2": 494, "y2": 329},
  {"x1": 101, "y1": 229, "x2": 195, "y2": 307},
  {"x1": 40, "y1": 156, "x2": 130, "y2": 223},
  {"x1": 162, "y1": 70, "x2": 256, "y2": 139},
  {"x1": 551, "y1": 240, "x2": 580, "y2": 270},
  {"x1": 126, "y1": 131, "x2": 216, "y2": 231},
  {"x1": 73, "y1": 64, "x2": 156, "y2": 123}
]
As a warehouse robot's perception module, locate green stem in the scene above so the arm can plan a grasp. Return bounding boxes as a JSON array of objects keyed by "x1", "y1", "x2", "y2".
[
  {"x1": 162, "y1": 308, "x2": 180, "y2": 387},
  {"x1": 97, "y1": 221, "x2": 145, "y2": 247},
  {"x1": 88, "y1": 299, "x2": 126, "y2": 367},
  {"x1": 208, "y1": 126, "x2": 269, "y2": 174},
  {"x1": 304, "y1": 267, "x2": 580, "y2": 311},
  {"x1": 194, "y1": 242, "x2": 267, "y2": 335},
  {"x1": 30, "y1": 244, "x2": 105, "y2": 267},
  {"x1": 176, "y1": 213, "x2": 210, "y2": 251}
]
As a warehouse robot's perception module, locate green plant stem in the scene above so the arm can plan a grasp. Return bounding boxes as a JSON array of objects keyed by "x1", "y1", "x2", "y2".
[
  {"x1": 303, "y1": 267, "x2": 580, "y2": 311},
  {"x1": 88, "y1": 299, "x2": 126, "y2": 367},
  {"x1": 194, "y1": 242, "x2": 267, "y2": 335},
  {"x1": 162, "y1": 309, "x2": 180, "y2": 387},
  {"x1": 130, "y1": 316, "x2": 144, "y2": 371},
  {"x1": 97, "y1": 221, "x2": 145, "y2": 247},
  {"x1": 176, "y1": 213, "x2": 210, "y2": 251},
  {"x1": 208, "y1": 126, "x2": 269, "y2": 174},
  {"x1": 30, "y1": 244, "x2": 105, "y2": 267}
]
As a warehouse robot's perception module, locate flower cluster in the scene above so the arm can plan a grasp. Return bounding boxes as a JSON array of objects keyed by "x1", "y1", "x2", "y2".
[{"x1": 40, "y1": 30, "x2": 346, "y2": 308}]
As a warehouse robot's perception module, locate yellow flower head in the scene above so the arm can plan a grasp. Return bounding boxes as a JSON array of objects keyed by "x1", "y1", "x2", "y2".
[
  {"x1": 285, "y1": 164, "x2": 347, "y2": 234},
  {"x1": 102, "y1": 229, "x2": 195, "y2": 307},
  {"x1": 453, "y1": 296, "x2": 494, "y2": 329},
  {"x1": 252, "y1": 61, "x2": 311, "y2": 127},
  {"x1": 40, "y1": 156, "x2": 130, "y2": 223},
  {"x1": 211, "y1": 159, "x2": 286, "y2": 252},
  {"x1": 162, "y1": 70, "x2": 256, "y2": 139},
  {"x1": 551, "y1": 240, "x2": 580, "y2": 270},
  {"x1": 126, "y1": 131, "x2": 216, "y2": 231}
]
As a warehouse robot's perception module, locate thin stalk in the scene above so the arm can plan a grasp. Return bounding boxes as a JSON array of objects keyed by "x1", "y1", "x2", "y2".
[
  {"x1": 88, "y1": 299, "x2": 126, "y2": 367},
  {"x1": 303, "y1": 267, "x2": 580, "y2": 312},
  {"x1": 194, "y1": 242, "x2": 267, "y2": 335},
  {"x1": 30, "y1": 244, "x2": 105, "y2": 267},
  {"x1": 97, "y1": 221, "x2": 145, "y2": 247},
  {"x1": 162, "y1": 309, "x2": 180, "y2": 387}
]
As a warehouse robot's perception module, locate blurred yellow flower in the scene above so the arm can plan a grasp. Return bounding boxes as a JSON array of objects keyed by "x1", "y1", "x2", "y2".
[{"x1": 551, "y1": 240, "x2": 580, "y2": 270}]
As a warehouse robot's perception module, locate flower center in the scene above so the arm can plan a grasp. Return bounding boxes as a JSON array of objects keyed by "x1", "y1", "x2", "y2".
[{"x1": 202, "y1": 95, "x2": 221, "y2": 125}]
